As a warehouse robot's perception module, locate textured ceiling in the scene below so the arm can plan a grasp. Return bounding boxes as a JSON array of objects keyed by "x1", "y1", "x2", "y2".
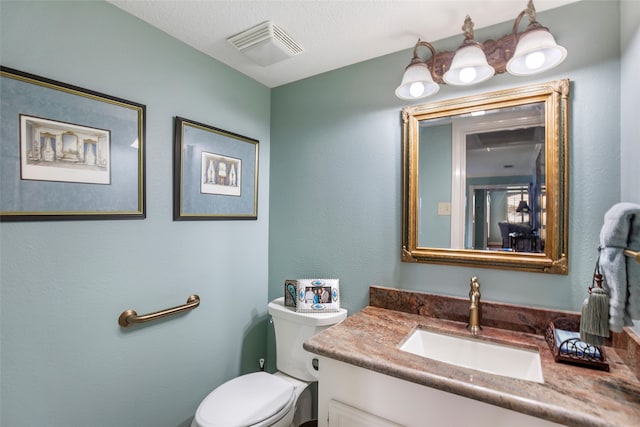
[{"x1": 107, "y1": 0, "x2": 579, "y2": 88}]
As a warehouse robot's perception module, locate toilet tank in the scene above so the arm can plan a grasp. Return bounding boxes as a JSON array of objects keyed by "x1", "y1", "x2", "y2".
[{"x1": 268, "y1": 297, "x2": 347, "y2": 382}]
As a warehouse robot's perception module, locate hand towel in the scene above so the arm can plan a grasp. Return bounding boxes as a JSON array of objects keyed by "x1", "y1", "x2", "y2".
[{"x1": 599, "y1": 202, "x2": 640, "y2": 332}]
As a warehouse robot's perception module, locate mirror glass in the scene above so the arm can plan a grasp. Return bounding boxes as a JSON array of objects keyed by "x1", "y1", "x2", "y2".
[{"x1": 402, "y1": 80, "x2": 569, "y2": 274}]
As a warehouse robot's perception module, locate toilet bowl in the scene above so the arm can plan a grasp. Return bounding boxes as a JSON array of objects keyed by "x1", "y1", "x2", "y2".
[
  {"x1": 191, "y1": 371, "x2": 309, "y2": 427},
  {"x1": 191, "y1": 297, "x2": 347, "y2": 427}
]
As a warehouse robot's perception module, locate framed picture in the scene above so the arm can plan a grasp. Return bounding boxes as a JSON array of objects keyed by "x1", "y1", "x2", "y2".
[
  {"x1": 173, "y1": 116, "x2": 258, "y2": 220},
  {"x1": 289, "y1": 279, "x2": 340, "y2": 313},
  {"x1": 0, "y1": 66, "x2": 146, "y2": 221}
]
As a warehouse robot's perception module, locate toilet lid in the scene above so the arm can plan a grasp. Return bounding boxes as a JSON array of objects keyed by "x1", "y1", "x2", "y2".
[{"x1": 195, "y1": 372, "x2": 295, "y2": 427}]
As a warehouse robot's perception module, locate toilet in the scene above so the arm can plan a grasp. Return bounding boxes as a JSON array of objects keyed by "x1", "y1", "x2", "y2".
[{"x1": 191, "y1": 297, "x2": 347, "y2": 427}]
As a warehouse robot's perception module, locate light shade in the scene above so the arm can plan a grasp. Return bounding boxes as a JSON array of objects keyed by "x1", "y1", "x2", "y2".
[
  {"x1": 443, "y1": 44, "x2": 495, "y2": 86},
  {"x1": 506, "y1": 28, "x2": 567, "y2": 76},
  {"x1": 516, "y1": 200, "x2": 531, "y2": 213},
  {"x1": 395, "y1": 62, "x2": 440, "y2": 100}
]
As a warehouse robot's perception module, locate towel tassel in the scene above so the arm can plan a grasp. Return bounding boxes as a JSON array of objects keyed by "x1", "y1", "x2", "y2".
[
  {"x1": 580, "y1": 252, "x2": 609, "y2": 346},
  {"x1": 581, "y1": 286, "x2": 609, "y2": 345},
  {"x1": 580, "y1": 254, "x2": 610, "y2": 346}
]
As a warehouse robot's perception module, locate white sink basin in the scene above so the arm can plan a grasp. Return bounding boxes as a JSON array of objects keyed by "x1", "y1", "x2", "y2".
[{"x1": 400, "y1": 328, "x2": 544, "y2": 383}]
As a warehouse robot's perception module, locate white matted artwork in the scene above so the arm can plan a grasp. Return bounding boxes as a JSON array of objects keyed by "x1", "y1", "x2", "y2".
[
  {"x1": 20, "y1": 114, "x2": 111, "y2": 185},
  {"x1": 201, "y1": 151, "x2": 241, "y2": 196},
  {"x1": 293, "y1": 279, "x2": 340, "y2": 313}
]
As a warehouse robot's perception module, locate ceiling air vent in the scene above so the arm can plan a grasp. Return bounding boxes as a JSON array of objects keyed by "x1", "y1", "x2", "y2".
[{"x1": 227, "y1": 21, "x2": 304, "y2": 66}]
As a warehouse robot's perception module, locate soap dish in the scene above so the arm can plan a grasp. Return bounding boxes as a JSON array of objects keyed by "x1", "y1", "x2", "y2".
[{"x1": 544, "y1": 317, "x2": 609, "y2": 371}]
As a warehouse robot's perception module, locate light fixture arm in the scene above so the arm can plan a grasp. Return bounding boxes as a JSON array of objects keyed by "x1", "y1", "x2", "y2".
[
  {"x1": 461, "y1": 15, "x2": 478, "y2": 46},
  {"x1": 511, "y1": 0, "x2": 547, "y2": 42},
  {"x1": 405, "y1": 39, "x2": 454, "y2": 84},
  {"x1": 513, "y1": 0, "x2": 537, "y2": 31},
  {"x1": 407, "y1": 39, "x2": 439, "y2": 81}
]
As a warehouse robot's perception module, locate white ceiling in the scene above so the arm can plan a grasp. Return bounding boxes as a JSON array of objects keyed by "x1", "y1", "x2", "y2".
[{"x1": 107, "y1": 0, "x2": 579, "y2": 88}]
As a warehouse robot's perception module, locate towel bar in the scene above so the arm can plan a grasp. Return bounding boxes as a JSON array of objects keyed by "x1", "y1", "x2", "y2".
[
  {"x1": 624, "y1": 249, "x2": 639, "y2": 263},
  {"x1": 118, "y1": 294, "x2": 200, "y2": 327}
]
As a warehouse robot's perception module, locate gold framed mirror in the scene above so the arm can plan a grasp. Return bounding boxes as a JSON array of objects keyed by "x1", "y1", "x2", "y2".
[{"x1": 401, "y1": 80, "x2": 569, "y2": 274}]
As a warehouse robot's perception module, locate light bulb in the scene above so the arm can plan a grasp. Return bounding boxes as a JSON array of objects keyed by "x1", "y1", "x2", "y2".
[
  {"x1": 409, "y1": 82, "x2": 425, "y2": 98},
  {"x1": 459, "y1": 67, "x2": 477, "y2": 83},
  {"x1": 525, "y1": 51, "x2": 546, "y2": 70}
]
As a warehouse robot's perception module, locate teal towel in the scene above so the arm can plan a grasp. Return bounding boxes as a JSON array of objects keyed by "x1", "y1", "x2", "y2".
[{"x1": 555, "y1": 329, "x2": 601, "y2": 358}]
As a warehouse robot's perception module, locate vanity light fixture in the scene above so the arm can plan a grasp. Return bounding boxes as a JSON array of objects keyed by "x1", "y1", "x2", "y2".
[
  {"x1": 394, "y1": 39, "x2": 440, "y2": 100},
  {"x1": 442, "y1": 16, "x2": 495, "y2": 86},
  {"x1": 395, "y1": 0, "x2": 567, "y2": 100},
  {"x1": 506, "y1": 2, "x2": 567, "y2": 75}
]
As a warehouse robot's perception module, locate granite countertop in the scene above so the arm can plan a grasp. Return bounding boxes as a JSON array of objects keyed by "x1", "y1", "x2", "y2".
[{"x1": 304, "y1": 305, "x2": 640, "y2": 427}]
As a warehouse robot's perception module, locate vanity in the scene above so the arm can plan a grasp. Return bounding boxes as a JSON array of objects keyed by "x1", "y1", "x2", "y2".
[{"x1": 303, "y1": 286, "x2": 640, "y2": 427}]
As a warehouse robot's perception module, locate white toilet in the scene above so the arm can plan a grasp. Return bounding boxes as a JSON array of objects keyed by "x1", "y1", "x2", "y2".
[{"x1": 191, "y1": 297, "x2": 347, "y2": 427}]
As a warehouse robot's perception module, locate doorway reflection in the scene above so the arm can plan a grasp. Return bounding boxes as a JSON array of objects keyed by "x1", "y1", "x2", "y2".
[{"x1": 468, "y1": 184, "x2": 543, "y2": 253}]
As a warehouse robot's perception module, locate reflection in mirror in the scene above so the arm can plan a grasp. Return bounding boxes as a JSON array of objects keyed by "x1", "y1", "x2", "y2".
[
  {"x1": 418, "y1": 103, "x2": 545, "y2": 253},
  {"x1": 402, "y1": 80, "x2": 569, "y2": 274}
]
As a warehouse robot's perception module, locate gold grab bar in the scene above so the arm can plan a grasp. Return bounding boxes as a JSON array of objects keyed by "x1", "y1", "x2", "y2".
[
  {"x1": 118, "y1": 294, "x2": 200, "y2": 327},
  {"x1": 625, "y1": 249, "x2": 640, "y2": 263}
]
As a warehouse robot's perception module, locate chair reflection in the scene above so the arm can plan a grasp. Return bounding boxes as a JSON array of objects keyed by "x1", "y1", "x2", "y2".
[{"x1": 498, "y1": 221, "x2": 538, "y2": 252}]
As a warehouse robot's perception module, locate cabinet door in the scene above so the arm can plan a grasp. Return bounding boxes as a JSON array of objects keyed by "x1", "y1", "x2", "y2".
[{"x1": 328, "y1": 400, "x2": 405, "y2": 427}]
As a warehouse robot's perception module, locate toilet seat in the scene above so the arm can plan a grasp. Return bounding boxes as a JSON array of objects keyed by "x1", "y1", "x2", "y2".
[{"x1": 194, "y1": 372, "x2": 296, "y2": 427}]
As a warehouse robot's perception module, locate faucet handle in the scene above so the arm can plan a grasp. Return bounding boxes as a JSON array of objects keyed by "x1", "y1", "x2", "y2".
[
  {"x1": 470, "y1": 276, "x2": 481, "y2": 296},
  {"x1": 470, "y1": 276, "x2": 479, "y2": 286}
]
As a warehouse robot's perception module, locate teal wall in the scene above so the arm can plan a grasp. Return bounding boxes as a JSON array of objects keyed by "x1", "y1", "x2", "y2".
[
  {"x1": 269, "y1": 0, "x2": 623, "y2": 314},
  {"x1": 488, "y1": 190, "x2": 507, "y2": 244},
  {"x1": 269, "y1": 53, "x2": 403, "y2": 312},
  {"x1": 1, "y1": 1, "x2": 638, "y2": 426},
  {"x1": 620, "y1": 1, "x2": 640, "y2": 334},
  {"x1": 418, "y1": 123, "x2": 452, "y2": 248},
  {"x1": 0, "y1": 2, "x2": 271, "y2": 427},
  {"x1": 621, "y1": 0, "x2": 640, "y2": 205}
]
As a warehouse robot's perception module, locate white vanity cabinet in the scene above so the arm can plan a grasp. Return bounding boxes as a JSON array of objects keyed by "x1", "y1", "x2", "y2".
[
  {"x1": 317, "y1": 356, "x2": 563, "y2": 427},
  {"x1": 327, "y1": 400, "x2": 404, "y2": 427}
]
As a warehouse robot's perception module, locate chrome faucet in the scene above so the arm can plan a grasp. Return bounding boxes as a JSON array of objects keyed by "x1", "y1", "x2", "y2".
[{"x1": 467, "y1": 276, "x2": 482, "y2": 335}]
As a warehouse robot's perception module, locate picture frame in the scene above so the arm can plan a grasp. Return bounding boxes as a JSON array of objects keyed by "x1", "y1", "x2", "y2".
[
  {"x1": 173, "y1": 116, "x2": 259, "y2": 220},
  {"x1": 289, "y1": 279, "x2": 340, "y2": 313},
  {"x1": 0, "y1": 66, "x2": 146, "y2": 221}
]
